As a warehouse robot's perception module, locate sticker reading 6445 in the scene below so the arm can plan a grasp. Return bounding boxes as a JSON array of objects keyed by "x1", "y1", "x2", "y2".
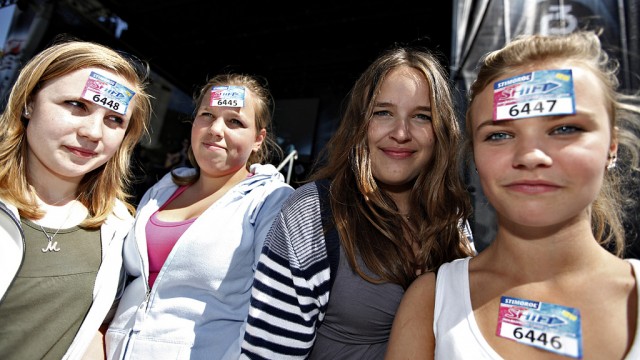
[{"x1": 210, "y1": 85, "x2": 245, "y2": 108}]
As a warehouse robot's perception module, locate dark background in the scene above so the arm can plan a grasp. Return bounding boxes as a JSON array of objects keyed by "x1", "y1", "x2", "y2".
[{"x1": 35, "y1": 1, "x2": 454, "y2": 182}]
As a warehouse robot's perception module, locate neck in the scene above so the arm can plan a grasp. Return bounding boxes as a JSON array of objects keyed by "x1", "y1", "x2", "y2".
[{"x1": 195, "y1": 167, "x2": 249, "y2": 195}]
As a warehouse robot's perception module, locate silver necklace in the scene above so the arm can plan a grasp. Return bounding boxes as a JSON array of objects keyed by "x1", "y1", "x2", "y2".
[{"x1": 39, "y1": 198, "x2": 78, "y2": 253}]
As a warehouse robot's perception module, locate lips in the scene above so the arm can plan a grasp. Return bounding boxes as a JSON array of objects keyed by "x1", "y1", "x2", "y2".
[
  {"x1": 505, "y1": 180, "x2": 561, "y2": 194},
  {"x1": 381, "y1": 147, "x2": 415, "y2": 159},
  {"x1": 65, "y1": 145, "x2": 97, "y2": 158},
  {"x1": 203, "y1": 142, "x2": 225, "y2": 151}
]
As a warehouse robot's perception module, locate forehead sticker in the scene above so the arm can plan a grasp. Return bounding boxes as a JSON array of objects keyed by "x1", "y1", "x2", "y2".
[
  {"x1": 493, "y1": 69, "x2": 575, "y2": 121},
  {"x1": 210, "y1": 85, "x2": 245, "y2": 107},
  {"x1": 81, "y1": 71, "x2": 135, "y2": 115}
]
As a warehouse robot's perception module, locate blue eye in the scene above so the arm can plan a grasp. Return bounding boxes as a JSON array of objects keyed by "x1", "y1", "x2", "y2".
[
  {"x1": 415, "y1": 113, "x2": 432, "y2": 121},
  {"x1": 66, "y1": 100, "x2": 87, "y2": 110},
  {"x1": 228, "y1": 118, "x2": 244, "y2": 127},
  {"x1": 372, "y1": 110, "x2": 391, "y2": 117},
  {"x1": 551, "y1": 125, "x2": 580, "y2": 135},
  {"x1": 107, "y1": 115, "x2": 125, "y2": 125},
  {"x1": 485, "y1": 132, "x2": 512, "y2": 141}
]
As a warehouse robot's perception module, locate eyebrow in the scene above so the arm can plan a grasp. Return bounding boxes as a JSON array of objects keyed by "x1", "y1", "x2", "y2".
[
  {"x1": 474, "y1": 119, "x2": 498, "y2": 132},
  {"x1": 474, "y1": 113, "x2": 591, "y2": 132},
  {"x1": 374, "y1": 101, "x2": 432, "y2": 112}
]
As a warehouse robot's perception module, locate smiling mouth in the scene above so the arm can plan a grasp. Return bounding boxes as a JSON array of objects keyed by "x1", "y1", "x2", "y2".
[
  {"x1": 506, "y1": 182, "x2": 560, "y2": 194},
  {"x1": 203, "y1": 142, "x2": 225, "y2": 151},
  {"x1": 382, "y1": 149, "x2": 414, "y2": 159},
  {"x1": 66, "y1": 146, "x2": 97, "y2": 158}
]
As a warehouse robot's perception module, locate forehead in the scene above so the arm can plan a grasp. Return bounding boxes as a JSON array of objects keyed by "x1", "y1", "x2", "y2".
[
  {"x1": 44, "y1": 67, "x2": 135, "y2": 91},
  {"x1": 377, "y1": 66, "x2": 431, "y2": 99}
]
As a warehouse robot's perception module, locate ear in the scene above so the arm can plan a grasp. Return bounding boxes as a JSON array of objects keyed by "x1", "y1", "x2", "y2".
[
  {"x1": 23, "y1": 101, "x2": 34, "y2": 119},
  {"x1": 253, "y1": 128, "x2": 266, "y2": 152},
  {"x1": 610, "y1": 126, "x2": 619, "y2": 156},
  {"x1": 607, "y1": 127, "x2": 619, "y2": 169}
]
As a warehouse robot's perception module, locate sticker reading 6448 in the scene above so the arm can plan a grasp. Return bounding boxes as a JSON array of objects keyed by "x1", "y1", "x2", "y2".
[
  {"x1": 81, "y1": 71, "x2": 135, "y2": 115},
  {"x1": 92, "y1": 95, "x2": 121, "y2": 112}
]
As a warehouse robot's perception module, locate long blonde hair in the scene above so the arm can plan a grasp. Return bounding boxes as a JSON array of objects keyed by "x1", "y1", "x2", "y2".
[{"x1": 0, "y1": 39, "x2": 152, "y2": 227}]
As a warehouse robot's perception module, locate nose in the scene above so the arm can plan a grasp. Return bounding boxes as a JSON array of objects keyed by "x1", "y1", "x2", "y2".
[
  {"x1": 208, "y1": 117, "x2": 224, "y2": 138},
  {"x1": 389, "y1": 117, "x2": 411, "y2": 142},
  {"x1": 512, "y1": 136, "x2": 552, "y2": 169},
  {"x1": 77, "y1": 113, "x2": 103, "y2": 141}
]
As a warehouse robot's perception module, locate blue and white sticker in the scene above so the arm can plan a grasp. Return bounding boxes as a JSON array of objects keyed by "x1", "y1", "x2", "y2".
[
  {"x1": 493, "y1": 69, "x2": 576, "y2": 121},
  {"x1": 496, "y1": 296, "x2": 582, "y2": 358},
  {"x1": 81, "y1": 71, "x2": 135, "y2": 115},
  {"x1": 210, "y1": 85, "x2": 245, "y2": 107}
]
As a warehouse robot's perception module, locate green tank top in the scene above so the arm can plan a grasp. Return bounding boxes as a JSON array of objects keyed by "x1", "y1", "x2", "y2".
[{"x1": 0, "y1": 218, "x2": 101, "y2": 360}]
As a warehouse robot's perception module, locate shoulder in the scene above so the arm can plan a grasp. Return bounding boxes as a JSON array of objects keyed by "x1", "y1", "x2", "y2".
[
  {"x1": 406, "y1": 272, "x2": 437, "y2": 302},
  {"x1": 387, "y1": 272, "x2": 437, "y2": 358},
  {"x1": 285, "y1": 181, "x2": 322, "y2": 204}
]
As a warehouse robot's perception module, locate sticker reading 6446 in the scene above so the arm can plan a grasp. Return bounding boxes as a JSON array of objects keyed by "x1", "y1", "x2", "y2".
[{"x1": 496, "y1": 296, "x2": 582, "y2": 358}]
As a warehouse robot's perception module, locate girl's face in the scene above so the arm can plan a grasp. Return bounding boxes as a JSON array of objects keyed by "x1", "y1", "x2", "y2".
[
  {"x1": 367, "y1": 66, "x2": 435, "y2": 191},
  {"x1": 470, "y1": 64, "x2": 617, "y2": 229},
  {"x1": 26, "y1": 68, "x2": 133, "y2": 184},
  {"x1": 191, "y1": 87, "x2": 265, "y2": 178}
]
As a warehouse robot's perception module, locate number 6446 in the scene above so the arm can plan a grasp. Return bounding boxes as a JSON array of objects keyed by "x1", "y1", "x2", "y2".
[{"x1": 513, "y1": 327, "x2": 562, "y2": 349}]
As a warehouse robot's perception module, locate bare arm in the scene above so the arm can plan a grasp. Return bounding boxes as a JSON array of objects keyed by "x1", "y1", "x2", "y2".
[
  {"x1": 385, "y1": 272, "x2": 437, "y2": 360},
  {"x1": 81, "y1": 325, "x2": 107, "y2": 360}
]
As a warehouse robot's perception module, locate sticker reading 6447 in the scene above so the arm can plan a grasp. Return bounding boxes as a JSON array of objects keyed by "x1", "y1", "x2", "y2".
[
  {"x1": 493, "y1": 69, "x2": 575, "y2": 121},
  {"x1": 496, "y1": 98, "x2": 573, "y2": 120}
]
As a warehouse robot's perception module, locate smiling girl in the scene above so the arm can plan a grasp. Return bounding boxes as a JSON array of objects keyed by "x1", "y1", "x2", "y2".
[{"x1": 386, "y1": 31, "x2": 640, "y2": 360}]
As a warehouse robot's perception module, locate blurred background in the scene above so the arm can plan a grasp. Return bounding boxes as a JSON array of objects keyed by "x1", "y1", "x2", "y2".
[{"x1": 1, "y1": 0, "x2": 639, "y2": 255}]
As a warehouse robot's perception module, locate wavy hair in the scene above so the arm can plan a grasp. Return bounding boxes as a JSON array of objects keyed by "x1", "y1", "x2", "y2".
[
  {"x1": 0, "y1": 39, "x2": 152, "y2": 227},
  {"x1": 311, "y1": 47, "x2": 474, "y2": 289},
  {"x1": 465, "y1": 31, "x2": 640, "y2": 256}
]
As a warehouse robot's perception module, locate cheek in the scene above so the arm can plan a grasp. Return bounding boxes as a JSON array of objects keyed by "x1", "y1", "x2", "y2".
[
  {"x1": 367, "y1": 123, "x2": 383, "y2": 145},
  {"x1": 103, "y1": 129, "x2": 127, "y2": 154}
]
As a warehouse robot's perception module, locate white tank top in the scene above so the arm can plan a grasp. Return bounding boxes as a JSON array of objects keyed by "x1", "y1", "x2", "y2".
[{"x1": 433, "y1": 257, "x2": 640, "y2": 359}]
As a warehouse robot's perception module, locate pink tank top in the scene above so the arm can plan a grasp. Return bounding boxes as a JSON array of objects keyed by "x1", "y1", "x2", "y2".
[{"x1": 145, "y1": 185, "x2": 195, "y2": 288}]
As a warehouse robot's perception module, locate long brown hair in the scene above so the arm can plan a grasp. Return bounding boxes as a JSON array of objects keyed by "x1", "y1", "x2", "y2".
[
  {"x1": 0, "y1": 39, "x2": 152, "y2": 227},
  {"x1": 465, "y1": 31, "x2": 640, "y2": 256},
  {"x1": 311, "y1": 47, "x2": 474, "y2": 289}
]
